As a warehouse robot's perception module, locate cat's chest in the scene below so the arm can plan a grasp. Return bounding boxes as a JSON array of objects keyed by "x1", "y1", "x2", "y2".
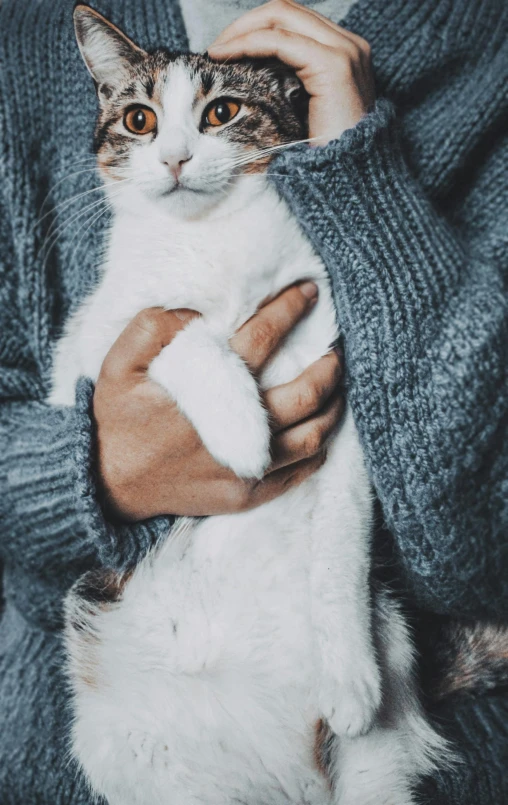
[{"x1": 105, "y1": 187, "x2": 325, "y2": 332}]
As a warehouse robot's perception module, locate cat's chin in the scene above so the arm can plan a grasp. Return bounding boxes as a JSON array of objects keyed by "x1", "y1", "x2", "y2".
[
  {"x1": 110, "y1": 185, "x2": 226, "y2": 221},
  {"x1": 109, "y1": 174, "x2": 266, "y2": 221},
  {"x1": 154, "y1": 186, "x2": 224, "y2": 219}
]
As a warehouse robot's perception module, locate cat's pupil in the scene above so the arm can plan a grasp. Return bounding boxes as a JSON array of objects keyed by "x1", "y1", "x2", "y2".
[
  {"x1": 133, "y1": 110, "x2": 146, "y2": 131},
  {"x1": 214, "y1": 103, "x2": 231, "y2": 124}
]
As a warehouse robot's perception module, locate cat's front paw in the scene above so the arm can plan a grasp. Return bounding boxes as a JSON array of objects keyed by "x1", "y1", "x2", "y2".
[
  {"x1": 200, "y1": 397, "x2": 271, "y2": 479},
  {"x1": 318, "y1": 660, "x2": 382, "y2": 738},
  {"x1": 148, "y1": 321, "x2": 272, "y2": 480}
]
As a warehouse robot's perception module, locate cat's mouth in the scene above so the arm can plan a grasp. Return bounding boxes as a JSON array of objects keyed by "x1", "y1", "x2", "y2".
[
  {"x1": 161, "y1": 183, "x2": 194, "y2": 195},
  {"x1": 158, "y1": 182, "x2": 212, "y2": 199},
  {"x1": 159, "y1": 185, "x2": 183, "y2": 197}
]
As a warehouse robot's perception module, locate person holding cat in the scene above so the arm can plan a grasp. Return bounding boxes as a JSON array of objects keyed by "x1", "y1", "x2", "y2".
[{"x1": 0, "y1": 0, "x2": 506, "y2": 803}]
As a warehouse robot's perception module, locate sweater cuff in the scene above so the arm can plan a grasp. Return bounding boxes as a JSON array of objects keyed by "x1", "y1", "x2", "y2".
[
  {"x1": 271, "y1": 99, "x2": 463, "y2": 340},
  {"x1": 1, "y1": 378, "x2": 171, "y2": 574}
]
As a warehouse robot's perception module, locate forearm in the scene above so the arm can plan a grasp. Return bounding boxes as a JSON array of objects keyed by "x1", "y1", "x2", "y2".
[
  {"x1": 0, "y1": 379, "x2": 169, "y2": 574},
  {"x1": 272, "y1": 102, "x2": 508, "y2": 615}
]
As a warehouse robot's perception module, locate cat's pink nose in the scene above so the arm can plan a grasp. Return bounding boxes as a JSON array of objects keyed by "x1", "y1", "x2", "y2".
[{"x1": 164, "y1": 155, "x2": 192, "y2": 182}]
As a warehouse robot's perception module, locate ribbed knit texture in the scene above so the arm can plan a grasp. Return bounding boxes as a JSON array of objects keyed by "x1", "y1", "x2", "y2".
[
  {"x1": 273, "y1": 99, "x2": 508, "y2": 617},
  {"x1": 2, "y1": 380, "x2": 169, "y2": 562},
  {"x1": 0, "y1": 0, "x2": 507, "y2": 802}
]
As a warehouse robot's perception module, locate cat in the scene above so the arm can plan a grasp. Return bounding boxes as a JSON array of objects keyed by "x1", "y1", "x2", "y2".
[{"x1": 49, "y1": 5, "x2": 450, "y2": 804}]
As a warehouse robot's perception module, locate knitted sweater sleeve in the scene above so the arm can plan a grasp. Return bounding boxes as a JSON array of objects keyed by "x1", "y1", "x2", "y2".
[
  {"x1": 0, "y1": 201, "x2": 169, "y2": 576},
  {"x1": 0, "y1": 388, "x2": 170, "y2": 575},
  {"x1": 273, "y1": 102, "x2": 508, "y2": 617}
]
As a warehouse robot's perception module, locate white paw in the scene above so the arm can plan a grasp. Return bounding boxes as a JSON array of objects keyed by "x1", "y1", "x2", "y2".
[
  {"x1": 199, "y1": 400, "x2": 271, "y2": 479},
  {"x1": 148, "y1": 321, "x2": 271, "y2": 479},
  {"x1": 318, "y1": 661, "x2": 382, "y2": 738}
]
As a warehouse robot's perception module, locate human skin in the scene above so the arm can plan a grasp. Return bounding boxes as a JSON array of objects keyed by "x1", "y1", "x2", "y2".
[
  {"x1": 209, "y1": 0, "x2": 374, "y2": 145},
  {"x1": 95, "y1": 0, "x2": 374, "y2": 521},
  {"x1": 95, "y1": 283, "x2": 345, "y2": 520}
]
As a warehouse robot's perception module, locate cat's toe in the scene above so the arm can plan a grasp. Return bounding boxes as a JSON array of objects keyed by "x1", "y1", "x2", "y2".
[
  {"x1": 204, "y1": 407, "x2": 271, "y2": 480},
  {"x1": 319, "y1": 664, "x2": 382, "y2": 738}
]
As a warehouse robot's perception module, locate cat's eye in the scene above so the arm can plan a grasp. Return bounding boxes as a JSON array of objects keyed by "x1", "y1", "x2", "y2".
[
  {"x1": 124, "y1": 107, "x2": 157, "y2": 136},
  {"x1": 205, "y1": 100, "x2": 240, "y2": 127}
]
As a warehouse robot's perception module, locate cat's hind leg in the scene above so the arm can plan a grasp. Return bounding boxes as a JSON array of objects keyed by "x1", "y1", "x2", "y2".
[
  {"x1": 332, "y1": 728, "x2": 415, "y2": 805},
  {"x1": 312, "y1": 409, "x2": 381, "y2": 738},
  {"x1": 330, "y1": 591, "x2": 449, "y2": 805}
]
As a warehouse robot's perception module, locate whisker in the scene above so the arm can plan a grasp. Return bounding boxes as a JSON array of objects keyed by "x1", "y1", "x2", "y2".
[
  {"x1": 230, "y1": 172, "x2": 289, "y2": 178},
  {"x1": 38, "y1": 194, "x2": 116, "y2": 268},
  {"x1": 38, "y1": 177, "x2": 131, "y2": 237},
  {"x1": 39, "y1": 194, "x2": 111, "y2": 256},
  {"x1": 67, "y1": 204, "x2": 114, "y2": 270},
  {"x1": 41, "y1": 195, "x2": 117, "y2": 276},
  {"x1": 32, "y1": 183, "x2": 110, "y2": 233},
  {"x1": 217, "y1": 137, "x2": 318, "y2": 169},
  {"x1": 37, "y1": 166, "x2": 101, "y2": 216}
]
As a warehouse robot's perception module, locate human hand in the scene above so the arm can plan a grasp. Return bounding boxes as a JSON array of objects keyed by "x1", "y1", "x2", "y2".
[
  {"x1": 94, "y1": 282, "x2": 344, "y2": 520},
  {"x1": 208, "y1": 0, "x2": 374, "y2": 145}
]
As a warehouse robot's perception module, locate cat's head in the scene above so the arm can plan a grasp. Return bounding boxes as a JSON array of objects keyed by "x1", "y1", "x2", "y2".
[{"x1": 74, "y1": 5, "x2": 308, "y2": 217}]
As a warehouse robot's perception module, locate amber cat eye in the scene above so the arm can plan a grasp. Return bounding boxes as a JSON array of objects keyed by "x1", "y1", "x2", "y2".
[
  {"x1": 205, "y1": 99, "x2": 241, "y2": 127},
  {"x1": 124, "y1": 107, "x2": 157, "y2": 136}
]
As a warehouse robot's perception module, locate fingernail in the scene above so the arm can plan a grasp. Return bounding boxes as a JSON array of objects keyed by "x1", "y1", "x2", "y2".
[{"x1": 299, "y1": 281, "x2": 318, "y2": 301}]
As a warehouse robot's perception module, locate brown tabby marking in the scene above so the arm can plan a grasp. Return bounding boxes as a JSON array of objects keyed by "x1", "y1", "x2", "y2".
[
  {"x1": 73, "y1": 568, "x2": 132, "y2": 611},
  {"x1": 418, "y1": 617, "x2": 508, "y2": 700},
  {"x1": 91, "y1": 49, "x2": 307, "y2": 178},
  {"x1": 69, "y1": 569, "x2": 133, "y2": 690},
  {"x1": 434, "y1": 622, "x2": 508, "y2": 698},
  {"x1": 313, "y1": 718, "x2": 334, "y2": 785}
]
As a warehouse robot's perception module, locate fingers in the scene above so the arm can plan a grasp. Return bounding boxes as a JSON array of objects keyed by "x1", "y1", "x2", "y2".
[
  {"x1": 209, "y1": 0, "x2": 373, "y2": 146},
  {"x1": 270, "y1": 392, "x2": 344, "y2": 470},
  {"x1": 210, "y1": 28, "x2": 331, "y2": 74},
  {"x1": 211, "y1": 0, "x2": 360, "y2": 48},
  {"x1": 230, "y1": 281, "x2": 318, "y2": 372},
  {"x1": 244, "y1": 450, "x2": 328, "y2": 510},
  {"x1": 100, "y1": 307, "x2": 199, "y2": 381},
  {"x1": 211, "y1": 0, "x2": 341, "y2": 50},
  {"x1": 277, "y1": 0, "x2": 372, "y2": 54},
  {"x1": 264, "y1": 351, "x2": 343, "y2": 431},
  {"x1": 209, "y1": 0, "x2": 370, "y2": 58}
]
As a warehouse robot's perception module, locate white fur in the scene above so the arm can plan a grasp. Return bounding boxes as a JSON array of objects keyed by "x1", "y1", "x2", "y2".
[{"x1": 51, "y1": 60, "x2": 448, "y2": 805}]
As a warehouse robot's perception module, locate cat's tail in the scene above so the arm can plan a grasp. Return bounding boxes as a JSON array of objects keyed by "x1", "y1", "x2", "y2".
[{"x1": 421, "y1": 620, "x2": 508, "y2": 700}]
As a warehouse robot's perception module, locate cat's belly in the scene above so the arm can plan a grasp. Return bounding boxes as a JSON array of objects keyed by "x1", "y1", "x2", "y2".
[
  {"x1": 68, "y1": 486, "x2": 331, "y2": 804},
  {"x1": 62, "y1": 187, "x2": 341, "y2": 803}
]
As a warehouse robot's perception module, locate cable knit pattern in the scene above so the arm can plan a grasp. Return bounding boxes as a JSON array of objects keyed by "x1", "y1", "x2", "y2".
[{"x1": 0, "y1": 0, "x2": 507, "y2": 801}]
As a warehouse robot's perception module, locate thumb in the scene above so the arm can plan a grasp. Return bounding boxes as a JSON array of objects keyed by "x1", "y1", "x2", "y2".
[{"x1": 100, "y1": 307, "x2": 200, "y2": 381}]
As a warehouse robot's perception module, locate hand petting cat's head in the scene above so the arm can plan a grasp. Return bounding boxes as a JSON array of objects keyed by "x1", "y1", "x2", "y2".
[{"x1": 74, "y1": 5, "x2": 308, "y2": 218}]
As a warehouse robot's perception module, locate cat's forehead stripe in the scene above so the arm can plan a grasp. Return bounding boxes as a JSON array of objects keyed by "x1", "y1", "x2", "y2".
[
  {"x1": 199, "y1": 69, "x2": 215, "y2": 96},
  {"x1": 144, "y1": 75, "x2": 155, "y2": 99}
]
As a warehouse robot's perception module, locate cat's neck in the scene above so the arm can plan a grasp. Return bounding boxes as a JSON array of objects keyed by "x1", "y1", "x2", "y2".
[{"x1": 180, "y1": 0, "x2": 360, "y2": 52}]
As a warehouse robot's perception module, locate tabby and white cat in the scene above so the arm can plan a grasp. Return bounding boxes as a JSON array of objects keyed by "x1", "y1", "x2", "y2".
[{"x1": 50, "y1": 5, "x2": 448, "y2": 804}]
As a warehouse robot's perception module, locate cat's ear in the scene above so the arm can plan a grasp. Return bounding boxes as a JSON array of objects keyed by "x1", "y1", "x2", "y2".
[
  {"x1": 74, "y1": 5, "x2": 146, "y2": 94},
  {"x1": 260, "y1": 60, "x2": 306, "y2": 107},
  {"x1": 281, "y1": 73, "x2": 304, "y2": 104},
  {"x1": 280, "y1": 72, "x2": 309, "y2": 123}
]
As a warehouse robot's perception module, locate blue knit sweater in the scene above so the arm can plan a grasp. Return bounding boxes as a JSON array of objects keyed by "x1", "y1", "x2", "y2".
[{"x1": 0, "y1": 0, "x2": 507, "y2": 802}]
